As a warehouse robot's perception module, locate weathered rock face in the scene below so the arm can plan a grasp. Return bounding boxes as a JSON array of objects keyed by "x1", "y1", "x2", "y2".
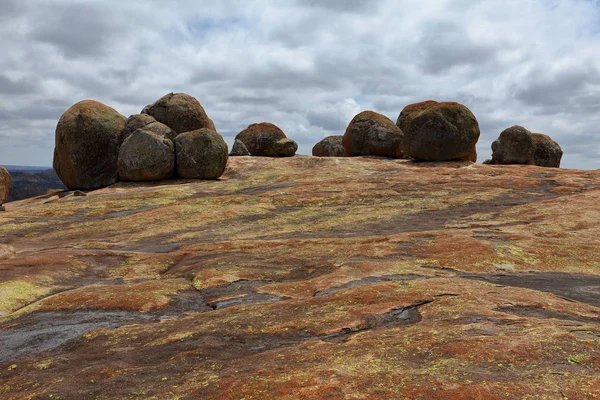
[
  {"x1": 0, "y1": 167, "x2": 10, "y2": 205},
  {"x1": 397, "y1": 100, "x2": 479, "y2": 161},
  {"x1": 175, "y1": 129, "x2": 228, "y2": 179},
  {"x1": 117, "y1": 129, "x2": 175, "y2": 181},
  {"x1": 53, "y1": 100, "x2": 127, "y2": 190},
  {"x1": 312, "y1": 135, "x2": 348, "y2": 157},
  {"x1": 122, "y1": 114, "x2": 177, "y2": 141},
  {"x1": 342, "y1": 111, "x2": 405, "y2": 158},
  {"x1": 489, "y1": 125, "x2": 563, "y2": 168},
  {"x1": 235, "y1": 123, "x2": 298, "y2": 157},
  {"x1": 145, "y1": 93, "x2": 216, "y2": 134},
  {"x1": 229, "y1": 139, "x2": 251, "y2": 156}
]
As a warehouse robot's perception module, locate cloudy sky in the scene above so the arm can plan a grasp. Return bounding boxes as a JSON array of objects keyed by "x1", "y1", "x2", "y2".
[{"x1": 1, "y1": 0, "x2": 600, "y2": 169}]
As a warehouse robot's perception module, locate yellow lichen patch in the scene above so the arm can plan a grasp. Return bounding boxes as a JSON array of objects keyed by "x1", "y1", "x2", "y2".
[{"x1": 0, "y1": 280, "x2": 51, "y2": 316}]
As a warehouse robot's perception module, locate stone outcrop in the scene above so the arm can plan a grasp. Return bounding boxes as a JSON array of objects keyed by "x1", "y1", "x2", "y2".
[
  {"x1": 489, "y1": 125, "x2": 563, "y2": 168},
  {"x1": 175, "y1": 129, "x2": 228, "y2": 179},
  {"x1": 122, "y1": 114, "x2": 177, "y2": 141},
  {"x1": 0, "y1": 167, "x2": 10, "y2": 205},
  {"x1": 230, "y1": 139, "x2": 251, "y2": 156},
  {"x1": 118, "y1": 129, "x2": 175, "y2": 181},
  {"x1": 342, "y1": 111, "x2": 405, "y2": 158},
  {"x1": 144, "y1": 93, "x2": 216, "y2": 134},
  {"x1": 312, "y1": 135, "x2": 348, "y2": 157},
  {"x1": 53, "y1": 100, "x2": 127, "y2": 190},
  {"x1": 396, "y1": 100, "x2": 479, "y2": 162},
  {"x1": 235, "y1": 123, "x2": 297, "y2": 157}
]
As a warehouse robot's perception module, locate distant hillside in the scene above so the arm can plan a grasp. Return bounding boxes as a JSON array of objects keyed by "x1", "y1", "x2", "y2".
[{"x1": 5, "y1": 168, "x2": 66, "y2": 202}]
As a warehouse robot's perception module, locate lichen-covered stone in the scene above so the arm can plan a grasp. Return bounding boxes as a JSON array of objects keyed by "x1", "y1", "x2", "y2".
[
  {"x1": 342, "y1": 111, "x2": 405, "y2": 158},
  {"x1": 312, "y1": 135, "x2": 348, "y2": 157},
  {"x1": 489, "y1": 125, "x2": 563, "y2": 168},
  {"x1": 53, "y1": 100, "x2": 127, "y2": 190},
  {"x1": 230, "y1": 139, "x2": 251, "y2": 156},
  {"x1": 145, "y1": 93, "x2": 216, "y2": 134},
  {"x1": 397, "y1": 100, "x2": 479, "y2": 161},
  {"x1": 235, "y1": 123, "x2": 298, "y2": 157},
  {"x1": 118, "y1": 129, "x2": 175, "y2": 181},
  {"x1": 175, "y1": 129, "x2": 228, "y2": 179},
  {"x1": 122, "y1": 114, "x2": 177, "y2": 141},
  {"x1": 0, "y1": 167, "x2": 11, "y2": 205}
]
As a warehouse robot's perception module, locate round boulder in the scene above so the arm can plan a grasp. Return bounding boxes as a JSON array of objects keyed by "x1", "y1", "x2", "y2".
[
  {"x1": 122, "y1": 114, "x2": 177, "y2": 141},
  {"x1": 175, "y1": 129, "x2": 228, "y2": 179},
  {"x1": 342, "y1": 111, "x2": 405, "y2": 158},
  {"x1": 230, "y1": 139, "x2": 251, "y2": 156},
  {"x1": 396, "y1": 101, "x2": 479, "y2": 161},
  {"x1": 0, "y1": 167, "x2": 11, "y2": 205},
  {"x1": 312, "y1": 135, "x2": 348, "y2": 157},
  {"x1": 53, "y1": 100, "x2": 127, "y2": 190},
  {"x1": 118, "y1": 129, "x2": 175, "y2": 181},
  {"x1": 235, "y1": 123, "x2": 298, "y2": 157},
  {"x1": 489, "y1": 126, "x2": 563, "y2": 167},
  {"x1": 145, "y1": 93, "x2": 216, "y2": 134}
]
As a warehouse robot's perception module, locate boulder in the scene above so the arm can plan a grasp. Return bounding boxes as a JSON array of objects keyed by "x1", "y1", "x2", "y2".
[
  {"x1": 0, "y1": 167, "x2": 11, "y2": 205},
  {"x1": 175, "y1": 129, "x2": 228, "y2": 179},
  {"x1": 235, "y1": 123, "x2": 298, "y2": 157},
  {"x1": 342, "y1": 111, "x2": 405, "y2": 158},
  {"x1": 53, "y1": 100, "x2": 127, "y2": 190},
  {"x1": 230, "y1": 139, "x2": 251, "y2": 156},
  {"x1": 118, "y1": 129, "x2": 175, "y2": 181},
  {"x1": 396, "y1": 100, "x2": 479, "y2": 161},
  {"x1": 489, "y1": 126, "x2": 563, "y2": 168},
  {"x1": 144, "y1": 93, "x2": 216, "y2": 134},
  {"x1": 122, "y1": 114, "x2": 177, "y2": 141},
  {"x1": 312, "y1": 135, "x2": 348, "y2": 157}
]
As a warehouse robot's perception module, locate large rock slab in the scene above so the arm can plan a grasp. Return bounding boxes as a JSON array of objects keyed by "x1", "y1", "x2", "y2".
[
  {"x1": 397, "y1": 100, "x2": 480, "y2": 161},
  {"x1": 343, "y1": 111, "x2": 405, "y2": 158},
  {"x1": 53, "y1": 100, "x2": 127, "y2": 190},
  {"x1": 0, "y1": 167, "x2": 10, "y2": 205},
  {"x1": 312, "y1": 135, "x2": 348, "y2": 157},
  {"x1": 235, "y1": 123, "x2": 298, "y2": 157},
  {"x1": 144, "y1": 93, "x2": 216, "y2": 134},
  {"x1": 175, "y1": 128, "x2": 228, "y2": 179},
  {"x1": 489, "y1": 125, "x2": 563, "y2": 167},
  {"x1": 118, "y1": 129, "x2": 175, "y2": 181}
]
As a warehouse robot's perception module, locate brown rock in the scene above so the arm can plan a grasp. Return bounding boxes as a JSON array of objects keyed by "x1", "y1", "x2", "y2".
[
  {"x1": 0, "y1": 167, "x2": 10, "y2": 205},
  {"x1": 397, "y1": 100, "x2": 479, "y2": 161},
  {"x1": 53, "y1": 100, "x2": 127, "y2": 190},
  {"x1": 312, "y1": 135, "x2": 348, "y2": 157},
  {"x1": 230, "y1": 139, "x2": 251, "y2": 156},
  {"x1": 342, "y1": 111, "x2": 405, "y2": 158},
  {"x1": 118, "y1": 129, "x2": 175, "y2": 181},
  {"x1": 175, "y1": 129, "x2": 228, "y2": 179},
  {"x1": 235, "y1": 123, "x2": 298, "y2": 157},
  {"x1": 145, "y1": 93, "x2": 216, "y2": 134},
  {"x1": 122, "y1": 114, "x2": 177, "y2": 141},
  {"x1": 489, "y1": 125, "x2": 563, "y2": 167}
]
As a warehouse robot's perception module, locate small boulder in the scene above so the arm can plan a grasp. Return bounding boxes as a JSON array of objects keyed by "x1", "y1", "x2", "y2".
[
  {"x1": 118, "y1": 129, "x2": 175, "y2": 181},
  {"x1": 397, "y1": 100, "x2": 479, "y2": 162},
  {"x1": 312, "y1": 135, "x2": 348, "y2": 157},
  {"x1": 145, "y1": 93, "x2": 216, "y2": 134},
  {"x1": 489, "y1": 126, "x2": 563, "y2": 168},
  {"x1": 122, "y1": 114, "x2": 177, "y2": 141},
  {"x1": 230, "y1": 139, "x2": 251, "y2": 156},
  {"x1": 342, "y1": 111, "x2": 405, "y2": 158},
  {"x1": 235, "y1": 123, "x2": 298, "y2": 157},
  {"x1": 53, "y1": 100, "x2": 127, "y2": 190},
  {"x1": 175, "y1": 129, "x2": 228, "y2": 179},
  {"x1": 0, "y1": 167, "x2": 11, "y2": 205}
]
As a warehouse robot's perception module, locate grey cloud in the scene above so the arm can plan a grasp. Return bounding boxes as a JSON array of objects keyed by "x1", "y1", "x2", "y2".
[
  {"x1": 0, "y1": 74, "x2": 39, "y2": 95},
  {"x1": 297, "y1": 0, "x2": 381, "y2": 12}
]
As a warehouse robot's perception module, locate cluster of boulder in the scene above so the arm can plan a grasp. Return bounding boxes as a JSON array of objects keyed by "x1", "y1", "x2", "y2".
[
  {"x1": 313, "y1": 100, "x2": 563, "y2": 168},
  {"x1": 52, "y1": 93, "x2": 299, "y2": 190},
  {"x1": 0, "y1": 167, "x2": 10, "y2": 210}
]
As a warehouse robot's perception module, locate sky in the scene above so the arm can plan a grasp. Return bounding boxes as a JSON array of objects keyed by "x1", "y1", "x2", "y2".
[{"x1": 1, "y1": 0, "x2": 600, "y2": 169}]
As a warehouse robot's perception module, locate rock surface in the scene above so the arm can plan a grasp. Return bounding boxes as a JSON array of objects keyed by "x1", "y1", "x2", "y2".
[
  {"x1": 175, "y1": 128, "x2": 228, "y2": 179},
  {"x1": 144, "y1": 93, "x2": 216, "y2": 134},
  {"x1": 229, "y1": 139, "x2": 251, "y2": 156},
  {"x1": 0, "y1": 167, "x2": 10, "y2": 204},
  {"x1": 53, "y1": 100, "x2": 127, "y2": 190},
  {"x1": 122, "y1": 114, "x2": 177, "y2": 141},
  {"x1": 1, "y1": 157, "x2": 600, "y2": 399},
  {"x1": 397, "y1": 100, "x2": 479, "y2": 161},
  {"x1": 118, "y1": 129, "x2": 175, "y2": 181},
  {"x1": 490, "y1": 125, "x2": 563, "y2": 167},
  {"x1": 312, "y1": 135, "x2": 348, "y2": 157},
  {"x1": 343, "y1": 111, "x2": 405, "y2": 158},
  {"x1": 235, "y1": 122, "x2": 298, "y2": 157}
]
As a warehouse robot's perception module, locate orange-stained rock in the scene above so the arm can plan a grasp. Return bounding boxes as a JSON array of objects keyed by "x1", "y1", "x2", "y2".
[
  {"x1": 235, "y1": 122, "x2": 298, "y2": 157},
  {"x1": 312, "y1": 135, "x2": 348, "y2": 157},
  {"x1": 0, "y1": 167, "x2": 10, "y2": 205},
  {"x1": 144, "y1": 92, "x2": 216, "y2": 134},
  {"x1": 342, "y1": 111, "x2": 405, "y2": 158},
  {"x1": 490, "y1": 125, "x2": 563, "y2": 167}
]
